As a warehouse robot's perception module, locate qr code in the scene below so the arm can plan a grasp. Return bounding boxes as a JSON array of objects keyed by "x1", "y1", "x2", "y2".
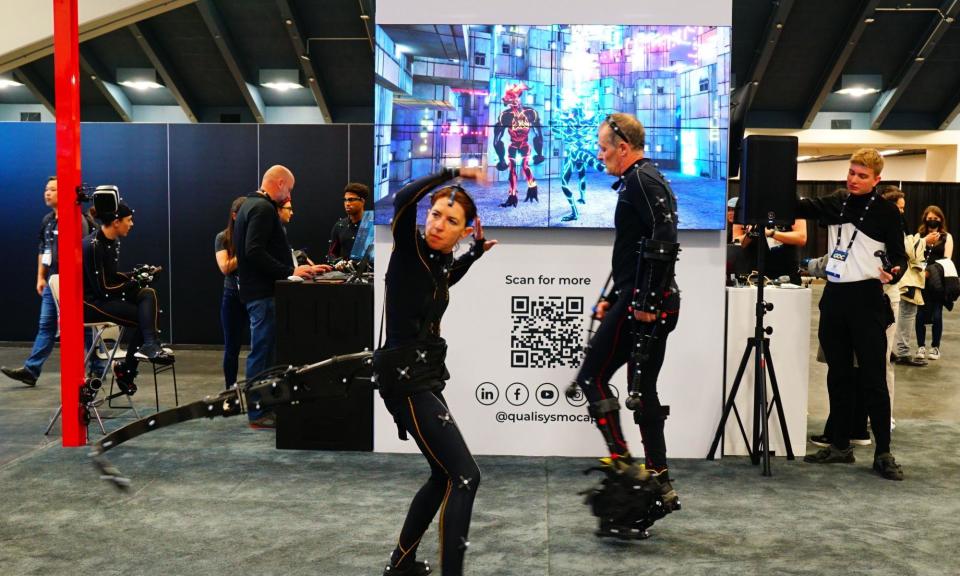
[{"x1": 510, "y1": 296, "x2": 585, "y2": 368}]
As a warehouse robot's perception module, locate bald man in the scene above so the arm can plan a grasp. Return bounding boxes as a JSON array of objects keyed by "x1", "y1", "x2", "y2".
[{"x1": 233, "y1": 165, "x2": 329, "y2": 427}]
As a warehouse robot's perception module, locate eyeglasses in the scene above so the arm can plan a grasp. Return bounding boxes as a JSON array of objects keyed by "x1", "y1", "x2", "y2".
[
  {"x1": 605, "y1": 117, "x2": 629, "y2": 144},
  {"x1": 343, "y1": 197, "x2": 363, "y2": 203},
  {"x1": 280, "y1": 206, "x2": 294, "y2": 212}
]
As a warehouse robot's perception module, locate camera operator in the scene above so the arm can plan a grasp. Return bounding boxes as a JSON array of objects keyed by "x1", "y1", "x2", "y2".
[{"x1": 82, "y1": 202, "x2": 172, "y2": 394}]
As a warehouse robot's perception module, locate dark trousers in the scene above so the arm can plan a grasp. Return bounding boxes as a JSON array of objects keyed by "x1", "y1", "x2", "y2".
[
  {"x1": 83, "y1": 287, "x2": 160, "y2": 368},
  {"x1": 818, "y1": 281, "x2": 892, "y2": 455},
  {"x1": 574, "y1": 294, "x2": 679, "y2": 470},
  {"x1": 916, "y1": 302, "x2": 944, "y2": 348},
  {"x1": 220, "y1": 287, "x2": 247, "y2": 388},
  {"x1": 386, "y1": 390, "x2": 480, "y2": 576}
]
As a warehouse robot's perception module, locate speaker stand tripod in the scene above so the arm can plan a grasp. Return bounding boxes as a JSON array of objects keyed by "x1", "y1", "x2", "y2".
[{"x1": 707, "y1": 225, "x2": 795, "y2": 475}]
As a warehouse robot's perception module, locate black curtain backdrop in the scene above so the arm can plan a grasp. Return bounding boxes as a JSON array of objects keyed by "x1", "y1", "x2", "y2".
[
  {"x1": 0, "y1": 123, "x2": 373, "y2": 344},
  {"x1": 728, "y1": 180, "x2": 960, "y2": 266}
]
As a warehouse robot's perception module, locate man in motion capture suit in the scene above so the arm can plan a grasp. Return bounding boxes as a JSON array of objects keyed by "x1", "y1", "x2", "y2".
[
  {"x1": 570, "y1": 112, "x2": 682, "y2": 540},
  {"x1": 551, "y1": 106, "x2": 604, "y2": 222},
  {"x1": 375, "y1": 166, "x2": 496, "y2": 575}
]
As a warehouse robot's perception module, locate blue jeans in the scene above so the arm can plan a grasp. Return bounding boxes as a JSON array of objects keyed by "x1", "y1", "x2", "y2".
[
  {"x1": 245, "y1": 297, "x2": 276, "y2": 420},
  {"x1": 916, "y1": 303, "x2": 944, "y2": 348},
  {"x1": 24, "y1": 286, "x2": 105, "y2": 378},
  {"x1": 220, "y1": 287, "x2": 248, "y2": 389}
]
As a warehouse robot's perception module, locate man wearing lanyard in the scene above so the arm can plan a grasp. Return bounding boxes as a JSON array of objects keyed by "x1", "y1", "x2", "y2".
[{"x1": 797, "y1": 148, "x2": 907, "y2": 480}]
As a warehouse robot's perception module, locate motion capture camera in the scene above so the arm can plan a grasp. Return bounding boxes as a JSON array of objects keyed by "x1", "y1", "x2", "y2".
[
  {"x1": 79, "y1": 377, "x2": 103, "y2": 404},
  {"x1": 130, "y1": 264, "x2": 162, "y2": 288}
]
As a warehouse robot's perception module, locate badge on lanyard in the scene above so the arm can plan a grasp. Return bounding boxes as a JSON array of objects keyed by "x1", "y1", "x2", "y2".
[{"x1": 825, "y1": 248, "x2": 847, "y2": 279}]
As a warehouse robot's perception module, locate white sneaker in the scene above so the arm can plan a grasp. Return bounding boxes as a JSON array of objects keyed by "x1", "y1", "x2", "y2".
[
  {"x1": 916, "y1": 346, "x2": 926, "y2": 360},
  {"x1": 928, "y1": 347, "x2": 940, "y2": 360}
]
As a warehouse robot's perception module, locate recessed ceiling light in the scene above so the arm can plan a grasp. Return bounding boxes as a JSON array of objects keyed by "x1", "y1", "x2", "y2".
[
  {"x1": 119, "y1": 80, "x2": 163, "y2": 90},
  {"x1": 796, "y1": 155, "x2": 813, "y2": 162},
  {"x1": 0, "y1": 78, "x2": 24, "y2": 89},
  {"x1": 261, "y1": 81, "x2": 303, "y2": 92},
  {"x1": 835, "y1": 86, "x2": 879, "y2": 97},
  {"x1": 879, "y1": 149, "x2": 901, "y2": 156},
  {"x1": 864, "y1": 17, "x2": 875, "y2": 23}
]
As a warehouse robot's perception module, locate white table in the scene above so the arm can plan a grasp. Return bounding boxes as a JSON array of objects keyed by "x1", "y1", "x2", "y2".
[{"x1": 721, "y1": 286, "x2": 811, "y2": 457}]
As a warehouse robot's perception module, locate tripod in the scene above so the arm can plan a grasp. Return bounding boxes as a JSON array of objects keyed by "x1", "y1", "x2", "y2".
[{"x1": 707, "y1": 224, "x2": 794, "y2": 475}]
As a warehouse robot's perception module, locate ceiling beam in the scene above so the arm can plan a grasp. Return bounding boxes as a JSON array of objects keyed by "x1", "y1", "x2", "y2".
[
  {"x1": 275, "y1": 0, "x2": 333, "y2": 123},
  {"x1": 937, "y1": 86, "x2": 960, "y2": 129},
  {"x1": 195, "y1": 0, "x2": 265, "y2": 123},
  {"x1": 740, "y1": 0, "x2": 796, "y2": 112},
  {"x1": 79, "y1": 46, "x2": 133, "y2": 122},
  {"x1": 12, "y1": 65, "x2": 55, "y2": 116},
  {"x1": 801, "y1": 0, "x2": 882, "y2": 128},
  {"x1": 128, "y1": 22, "x2": 198, "y2": 123},
  {"x1": 0, "y1": 0, "x2": 196, "y2": 75},
  {"x1": 870, "y1": 0, "x2": 960, "y2": 129}
]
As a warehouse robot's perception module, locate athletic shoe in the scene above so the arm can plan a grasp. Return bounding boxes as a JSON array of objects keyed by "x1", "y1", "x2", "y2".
[
  {"x1": 652, "y1": 470, "x2": 680, "y2": 512},
  {"x1": 803, "y1": 445, "x2": 855, "y2": 464},
  {"x1": 809, "y1": 434, "x2": 831, "y2": 448},
  {"x1": 1, "y1": 366, "x2": 37, "y2": 387},
  {"x1": 928, "y1": 347, "x2": 940, "y2": 360},
  {"x1": 383, "y1": 561, "x2": 431, "y2": 575},
  {"x1": 873, "y1": 452, "x2": 904, "y2": 481},
  {"x1": 248, "y1": 413, "x2": 276, "y2": 430},
  {"x1": 895, "y1": 355, "x2": 927, "y2": 366},
  {"x1": 134, "y1": 343, "x2": 175, "y2": 365},
  {"x1": 850, "y1": 432, "x2": 872, "y2": 447},
  {"x1": 916, "y1": 346, "x2": 926, "y2": 360}
]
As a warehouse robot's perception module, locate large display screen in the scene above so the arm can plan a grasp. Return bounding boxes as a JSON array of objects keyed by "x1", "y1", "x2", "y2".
[{"x1": 373, "y1": 24, "x2": 730, "y2": 229}]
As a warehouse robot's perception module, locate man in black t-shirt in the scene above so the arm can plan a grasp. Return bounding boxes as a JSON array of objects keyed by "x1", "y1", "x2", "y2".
[{"x1": 327, "y1": 182, "x2": 369, "y2": 265}]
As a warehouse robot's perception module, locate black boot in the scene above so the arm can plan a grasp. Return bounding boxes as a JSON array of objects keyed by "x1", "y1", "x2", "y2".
[
  {"x1": 500, "y1": 194, "x2": 519, "y2": 207},
  {"x1": 524, "y1": 185, "x2": 539, "y2": 202},
  {"x1": 383, "y1": 560, "x2": 431, "y2": 575},
  {"x1": 114, "y1": 362, "x2": 139, "y2": 396}
]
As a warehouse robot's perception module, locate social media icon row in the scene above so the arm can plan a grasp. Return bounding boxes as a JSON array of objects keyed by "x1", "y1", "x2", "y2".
[{"x1": 475, "y1": 382, "x2": 595, "y2": 408}]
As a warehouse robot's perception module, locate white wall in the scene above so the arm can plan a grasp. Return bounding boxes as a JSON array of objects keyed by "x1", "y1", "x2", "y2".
[
  {"x1": 798, "y1": 154, "x2": 928, "y2": 182},
  {"x1": 808, "y1": 112, "x2": 872, "y2": 130}
]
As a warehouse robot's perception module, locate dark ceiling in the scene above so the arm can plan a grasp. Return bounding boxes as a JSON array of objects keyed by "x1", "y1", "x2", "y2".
[{"x1": 1, "y1": 0, "x2": 959, "y2": 130}]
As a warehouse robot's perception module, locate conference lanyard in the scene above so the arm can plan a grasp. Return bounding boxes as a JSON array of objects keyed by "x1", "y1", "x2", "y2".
[{"x1": 834, "y1": 191, "x2": 877, "y2": 253}]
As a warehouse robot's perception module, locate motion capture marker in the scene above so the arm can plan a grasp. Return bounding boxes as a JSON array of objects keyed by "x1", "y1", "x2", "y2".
[
  {"x1": 459, "y1": 537, "x2": 470, "y2": 550},
  {"x1": 397, "y1": 366, "x2": 410, "y2": 380},
  {"x1": 148, "y1": 419, "x2": 156, "y2": 427},
  {"x1": 438, "y1": 412, "x2": 453, "y2": 427},
  {"x1": 208, "y1": 405, "x2": 213, "y2": 412},
  {"x1": 458, "y1": 475, "x2": 472, "y2": 489},
  {"x1": 255, "y1": 403, "x2": 261, "y2": 410},
  {"x1": 292, "y1": 385, "x2": 298, "y2": 392},
  {"x1": 103, "y1": 440, "x2": 114, "y2": 448},
  {"x1": 416, "y1": 349, "x2": 428, "y2": 363},
  {"x1": 429, "y1": 254, "x2": 434, "y2": 259},
  {"x1": 371, "y1": 373, "x2": 379, "y2": 383},
  {"x1": 342, "y1": 377, "x2": 348, "y2": 383}
]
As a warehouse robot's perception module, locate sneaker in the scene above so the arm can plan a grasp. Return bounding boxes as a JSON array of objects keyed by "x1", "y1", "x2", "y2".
[
  {"x1": 1, "y1": 366, "x2": 37, "y2": 387},
  {"x1": 873, "y1": 452, "x2": 903, "y2": 481},
  {"x1": 895, "y1": 355, "x2": 927, "y2": 366},
  {"x1": 928, "y1": 347, "x2": 940, "y2": 360},
  {"x1": 134, "y1": 343, "x2": 175, "y2": 365},
  {"x1": 248, "y1": 413, "x2": 277, "y2": 430},
  {"x1": 916, "y1": 346, "x2": 926, "y2": 360},
  {"x1": 850, "y1": 432, "x2": 872, "y2": 447},
  {"x1": 809, "y1": 434, "x2": 831, "y2": 448},
  {"x1": 383, "y1": 560, "x2": 432, "y2": 575},
  {"x1": 803, "y1": 444, "x2": 855, "y2": 464}
]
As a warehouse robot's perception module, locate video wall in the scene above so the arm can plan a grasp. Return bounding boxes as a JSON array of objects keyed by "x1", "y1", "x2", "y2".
[{"x1": 373, "y1": 24, "x2": 730, "y2": 229}]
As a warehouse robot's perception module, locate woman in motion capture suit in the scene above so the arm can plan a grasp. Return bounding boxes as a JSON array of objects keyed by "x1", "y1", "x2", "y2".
[{"x1": 376, "y1": 166, "x2": 496, "y2": 576}]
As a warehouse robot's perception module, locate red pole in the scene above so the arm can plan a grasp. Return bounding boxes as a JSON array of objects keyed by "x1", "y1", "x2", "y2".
[{"x1": 54, "y1": 0, "x2": 85, "y2": 447}]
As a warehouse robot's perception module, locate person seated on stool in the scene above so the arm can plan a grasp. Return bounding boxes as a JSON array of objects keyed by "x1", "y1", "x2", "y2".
[
  {"x1": 327, "y1": 182, "x2": 369, "y2": 269},
  {"x1": 82, "y1": 202, "x2": 172, "y2": 395}
]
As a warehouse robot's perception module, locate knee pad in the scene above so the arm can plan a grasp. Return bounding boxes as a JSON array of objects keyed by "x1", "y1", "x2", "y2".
[{"x1": 587, "y1": 397, "x2": 620, "y2": 420}]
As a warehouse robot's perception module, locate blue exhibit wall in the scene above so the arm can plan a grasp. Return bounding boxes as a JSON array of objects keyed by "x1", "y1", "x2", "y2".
[{"x1": 0, "y1": 122, "x2": 373, "y2": 345}]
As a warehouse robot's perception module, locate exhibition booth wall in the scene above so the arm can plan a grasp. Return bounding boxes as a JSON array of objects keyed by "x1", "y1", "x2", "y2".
[{"x1": 0, "y1": 121, "x2": 374, "y2": 344}]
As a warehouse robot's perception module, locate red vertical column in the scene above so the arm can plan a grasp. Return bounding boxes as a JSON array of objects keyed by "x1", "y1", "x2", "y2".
[{"x1": 54, "y1": 0, "x2": 85, "y2": 447}]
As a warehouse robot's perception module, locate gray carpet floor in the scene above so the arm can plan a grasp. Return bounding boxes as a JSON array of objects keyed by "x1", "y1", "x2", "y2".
[{"x1": 1, "y1": 283, "x2": 958, "y2": 575}]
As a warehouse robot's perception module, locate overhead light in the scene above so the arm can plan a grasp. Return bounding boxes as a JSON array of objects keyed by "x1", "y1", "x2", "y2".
[
  {"x1": 796, "y1": 155, "x2": 813, "y2": 162},
  {"x1": 119, "y1": 80, "x2": 163, "y2": 90},
  {"x1": 915, "y1": 56, "x2": 925, "y2": 62},
  {"x1": 259, "y1": 69, "x2": 302, "y2": 91},
  {"x1": 879, "y1": 149, "x2": 901, "y2": 156},
  {"x1": 835, "y1": 86, "x2": 879, "y2": 97},
  {"x1": 864, "y1": 17, "x2": 875, "y2": 23},
  {"x1": 117, "y1": 67, "x2": 162, "y2": 90},
  {"x1": 0, "y1": 76, "x2": 23, "y2": 89}
]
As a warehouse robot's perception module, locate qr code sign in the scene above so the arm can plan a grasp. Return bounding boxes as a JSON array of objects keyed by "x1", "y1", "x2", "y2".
[{"x1": 511, "y1": 296, "x2": 585, "y2": 368}]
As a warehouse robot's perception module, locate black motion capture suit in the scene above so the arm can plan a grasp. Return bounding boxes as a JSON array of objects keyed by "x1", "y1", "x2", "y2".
[
  {"x1": 575, "y1": 158, "x2": 680, "y2": 472},
  {"x1": 82, "y1": 228, "x2": 163, "y2": 372},
  {"x1": 375, "y1": 169, "x2": 486, "y2": 576}
]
